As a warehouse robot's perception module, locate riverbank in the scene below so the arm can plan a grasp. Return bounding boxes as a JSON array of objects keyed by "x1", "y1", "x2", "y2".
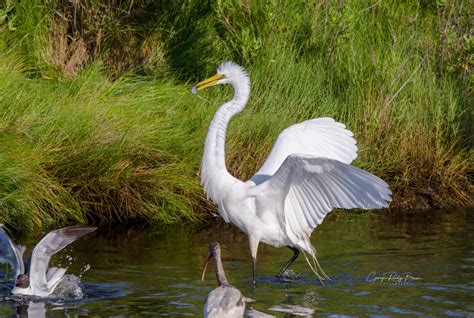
[{"x1": 0, "y1": 1, "x2": 471, "y2": 231}]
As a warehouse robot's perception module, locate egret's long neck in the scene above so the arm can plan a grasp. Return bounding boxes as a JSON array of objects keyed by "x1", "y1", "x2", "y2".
[{"x1": 201, "y1": 80, "x2": 250, "y2": 204}]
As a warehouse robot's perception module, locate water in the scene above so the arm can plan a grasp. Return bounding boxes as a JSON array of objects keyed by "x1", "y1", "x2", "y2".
[{"x1": 0, "y1": 208, "x2": 472, "y2": 316}]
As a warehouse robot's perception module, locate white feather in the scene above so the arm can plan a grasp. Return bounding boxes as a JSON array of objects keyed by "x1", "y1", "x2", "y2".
[
  {"x1": 251, "y1": 118, "x2": 357, "y2": 185},
  {"x1": 196, "y1": 61, "x2": 392, "y2": 282},
  {"x1": 9, "y1": 226, "x2": 96, "y2": 297}
]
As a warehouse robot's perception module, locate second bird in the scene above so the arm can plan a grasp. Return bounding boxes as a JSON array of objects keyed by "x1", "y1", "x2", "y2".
[
  {"x1": 202, "y1": 241, "x2": 246, "y2": 318},
  {"x1": 0, "y1": 225, "x2": 96, "y2": 297}
]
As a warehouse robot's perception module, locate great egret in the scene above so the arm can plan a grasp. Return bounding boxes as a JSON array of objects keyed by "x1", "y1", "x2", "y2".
[
  {"x1": 192, "y1": 61, "x2": 392, "y2": 286},
  {"x1": 0, "y1": 225, "x2": 96, "y2": 297},
  {"x1": 202, "y1": 241, "x2": 246, "y2": 318}
]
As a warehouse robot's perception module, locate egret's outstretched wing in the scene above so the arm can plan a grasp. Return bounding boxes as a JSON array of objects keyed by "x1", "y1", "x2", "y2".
[
  {"x1": 0, "y1": 227, "x2": 24, "y2": 277},
  {"x1": 254, "y1": 155, "x2": 391, "y2": 246},
  {"x1": 250, "y1": 118, "x2": 357, "y2": 185},
  {"x1": 28, "y1": 225, "x2": 96, "y2": 292}
]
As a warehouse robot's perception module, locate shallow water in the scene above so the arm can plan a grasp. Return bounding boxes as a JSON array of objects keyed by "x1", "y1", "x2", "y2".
[{"x1": 0, "y1": 208, "x2": 472, "y2": 317}]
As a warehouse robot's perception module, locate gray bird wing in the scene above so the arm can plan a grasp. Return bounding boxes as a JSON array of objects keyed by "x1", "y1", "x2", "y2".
[
  {"x1": 0, "y1": 227, "x2": 24, "y2": 277},
  {"x1": 28, "y1": 225, "x2": 96, "y2": 292},
  {"x1": 204, "y1": 285, "x2": 246, "y2": 317}
]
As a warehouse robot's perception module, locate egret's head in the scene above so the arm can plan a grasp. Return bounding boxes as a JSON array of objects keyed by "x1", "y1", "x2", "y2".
[
  {"x1": 191, "y1": 61, "x2": 249, "y2": 93},
  {"x1": 201, "y1": 241, "x2": 221, "y2": 282},
  {"x1": 15, "y1": 274, "x2": 29, "y2": 288}
]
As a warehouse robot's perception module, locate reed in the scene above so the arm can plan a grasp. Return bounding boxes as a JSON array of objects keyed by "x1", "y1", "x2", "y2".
[{"x1": 0, "y1": 1, "x2": 470, "y2": 231}]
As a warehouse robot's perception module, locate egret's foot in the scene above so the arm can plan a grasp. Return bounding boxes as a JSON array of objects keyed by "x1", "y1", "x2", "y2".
[
  {"x1": 276, "y1": 247, "x2": 300, "y2": 277},
  {"x1": 277, "y1": 269, "x2": 299, "y2": 280}
]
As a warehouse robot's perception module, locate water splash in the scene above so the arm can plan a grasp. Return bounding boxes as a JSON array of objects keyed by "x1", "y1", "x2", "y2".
[
  {"x1": 51, "y1": 274, "x2": 84, "y2": 300},
  {"x1": 268, "y1": 304, "x2": 315, "y2": 316},
  {"x1": 79, "y1": 264, "x2": 91, "y2": 279},
  {"x1": 279, "y1": 269, "x2": 300, "y2": 280},
  {"x1": 246, "y1": 308, "x2": 275, "y2": 317}
]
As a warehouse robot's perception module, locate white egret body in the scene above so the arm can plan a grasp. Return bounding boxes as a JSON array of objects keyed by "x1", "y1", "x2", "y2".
[{"x1": 193, "y1": 62, "x2": 392, "y2": 285}]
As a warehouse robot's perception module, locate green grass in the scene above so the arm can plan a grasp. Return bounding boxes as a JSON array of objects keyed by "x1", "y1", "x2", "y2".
[
  {"x1": 0, "y1": 52, "x2": 212, "y2": 231},
  {"x1": 0, "y1": 1, "x2": 471, "y2": 231}
]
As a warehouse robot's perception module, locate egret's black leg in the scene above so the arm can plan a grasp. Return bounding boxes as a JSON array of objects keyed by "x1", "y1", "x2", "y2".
[
  {"x1": 252, "y1": 256, "x2": 257, "y2": 288},
  {"x1": 276, "y1": 247, "x2": 300, "y2": 278}
]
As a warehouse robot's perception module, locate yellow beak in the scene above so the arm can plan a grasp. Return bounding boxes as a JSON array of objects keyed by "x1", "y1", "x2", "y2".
[{"x1": 191, "y1": 74, "x2": 224, "y2": 93}]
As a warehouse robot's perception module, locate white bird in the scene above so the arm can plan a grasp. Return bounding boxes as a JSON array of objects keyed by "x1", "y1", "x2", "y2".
[
  {"x1": 192, "y1": 61, "x2": 392, "y2": 286},
  {"x1": 0, "y1": 225, "x2": 96, "y2": 297},
  {"x1": 201, "y1": 241, "x2": 246, "y2": 318}
]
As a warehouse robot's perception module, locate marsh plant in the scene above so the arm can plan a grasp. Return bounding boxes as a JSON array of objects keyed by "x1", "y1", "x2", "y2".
[{"x1": 0, "y1": 0, "x2": 471, "y2": 231}]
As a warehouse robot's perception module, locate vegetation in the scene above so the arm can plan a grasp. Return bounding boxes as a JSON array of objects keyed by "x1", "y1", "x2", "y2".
[{"x1": 0, "y1": 1, "x2": 471, "y2": 231}]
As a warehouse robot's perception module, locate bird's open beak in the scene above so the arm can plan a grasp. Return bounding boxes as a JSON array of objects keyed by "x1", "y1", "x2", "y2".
[
  {"x1": 15, "y1": 278, "x2": 24, "y2": 287},
  {"x1": 191, "y1": 74, "x2": 224, "y2": 93},
  {"x1": 201, "y1": 254, "x2": 213, "y2": 282}
]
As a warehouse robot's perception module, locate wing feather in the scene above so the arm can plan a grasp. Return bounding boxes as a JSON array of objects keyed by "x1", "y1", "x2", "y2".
[
  {"x1": 28, "y1": 225, "x2": 96, "y2": 293},
  {"x1": 298, "y1": 184, "x2": 317, "y2": 226},
  {"x1": 250, "y1": 118, "x2": 358, "y2": 185},
  {"x1": 255, "y1": 155, "x2": 392, "y2": 246},
  {"x1": 302, "y1": 182, "x2": 325, "y2": 222},
  {"x1": 0, "y1": 227, "x2": 24, "y2": 278},
  {"x1": 293, "y1": 187, "x2": 310, "y2": 232}
]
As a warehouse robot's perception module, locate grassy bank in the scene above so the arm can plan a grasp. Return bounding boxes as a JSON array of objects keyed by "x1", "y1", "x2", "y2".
[
  {"x1": 0, "y1": 54, "x2": 212, "y2": 230},
  {"x1": 0, "y1": 1, "x2": 471, "y2": 231}
]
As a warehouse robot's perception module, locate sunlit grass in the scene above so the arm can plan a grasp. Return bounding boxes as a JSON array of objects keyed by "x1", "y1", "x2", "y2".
[
  {"x1": 0, "y1": 1, "x2": 470, "y2": 231},
  {"x1": 0, "y1": 53, "x2": 211, "y2": 231}
]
